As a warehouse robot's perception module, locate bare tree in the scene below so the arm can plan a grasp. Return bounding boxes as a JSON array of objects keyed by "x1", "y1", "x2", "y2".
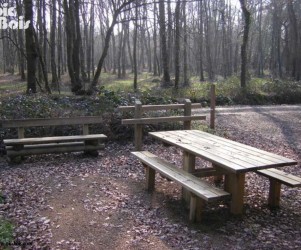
[
  {"x1": 182, "y1": 0, "x2": 189, "y2": 86},
  {"x1": 239, "y1": 0, "x2": 251, "y2": 88},
  {"x1": 133, "y1": 1, "x2": 138, "y2": 90},
  {"x1": 204, "y1": 1, "x2": 214, "y2": 80},
  {"x1": 24, "y1": 0, "x2": 37, "y2": 93},
  {"x1": 287, "y1": 0, "x2": 300, "y2": 80},
  {"x1": 89, "y1": 0, "x2": 135, "y2": 94},
  {"x1": 16, "y1": 0, "x2": 26, "y2": 80},
  {"x1": 63, "y1": 0, "x2": 83, "y2": 93},
  {"x1": 159, "y1": 0, "x2": 171, "y2": 87},
  {"x1": 50, "y1": 0, "x2": 59, "y2": 89},
  {"x1": 174, "y1": 0, "x2": 181, "y2": 90}
]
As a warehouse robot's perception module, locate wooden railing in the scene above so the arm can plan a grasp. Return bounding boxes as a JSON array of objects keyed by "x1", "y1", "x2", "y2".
[{"x1": 119, "y1": 99, "x2": 208, "y2": 150}]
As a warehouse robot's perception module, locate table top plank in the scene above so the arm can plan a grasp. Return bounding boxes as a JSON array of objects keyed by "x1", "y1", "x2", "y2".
[
  {"x1": 149, "y1": 131, "x2": 249, "y2": 172},
  {"x1": 149, "y1": 130, "x2": 298, "y2": 173},
  {"x1": 164, "y1": 131, "x2": 260, "y2": 168},
  {"x1": 189, "y1": 130, "x2": 296, "y2": 164},
  {"x1": 168, "y1": 130, "x2": 275, "y2": 166},
  {"x1": 177, "y1": 130, "x2": 295, "y2": 166}
]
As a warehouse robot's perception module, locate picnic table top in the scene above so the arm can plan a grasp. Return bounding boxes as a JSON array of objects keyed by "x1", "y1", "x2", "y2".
[{"x1": 149, "y1": 130, "x2": 298, "y2": 174}]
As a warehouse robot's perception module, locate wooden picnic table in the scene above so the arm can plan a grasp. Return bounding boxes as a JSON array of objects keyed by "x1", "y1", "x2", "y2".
[{"x1": 149, "y1": 130, "x2": 298, "y2": 214}]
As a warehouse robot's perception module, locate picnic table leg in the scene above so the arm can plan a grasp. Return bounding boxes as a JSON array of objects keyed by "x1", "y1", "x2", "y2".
[
  {"x1": 182, "y1": 151, "x2": 196, "y2": 203},
  {"x1": 224, "y1": 173, "x2": 245, "y2": 215},
  {"x1": 212, "y1": 163, "x2": 223, "y2": 184}
]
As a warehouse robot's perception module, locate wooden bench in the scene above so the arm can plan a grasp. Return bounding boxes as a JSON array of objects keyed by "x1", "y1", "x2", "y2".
[
  {"x1": 256, "y1": 168, "x2": 301, "y2": 208},
  {"x1": 1, "y1": 117, "x2": 107, "y2": 161},
  {"x1": 131, "y1": 151, "x2": 230, "y2": 222}
]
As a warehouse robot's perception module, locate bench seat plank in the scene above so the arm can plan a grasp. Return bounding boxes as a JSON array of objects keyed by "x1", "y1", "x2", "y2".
[
  {"x1": 6, "y1": 142, "x2": 104, "y2": 156},
  {"x1": 4, "y1": 134, "x2": 107, "y2": 146},
  {"x1": 132, "y1": 151, "x2": 230, "y2": 202},
  {"x1": 256, "y1": 168, "x2": 301, "y2": 208},
  {"x1": 257, "y1": 168, "x2": 301, "y2": 187}
]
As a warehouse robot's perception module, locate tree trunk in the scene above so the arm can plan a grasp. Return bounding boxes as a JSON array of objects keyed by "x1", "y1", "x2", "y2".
[
  {"x1": 50, "y1": 0, "x2": 59, "y2": 89},
  {"x1": 204, "y1": 1, "x2": 214, "y2": 80},
  {"x1": 167, "y1": 0, "x2": 173, "y2": 73},
  {"x1": 174, "y1": 0, "x2": 181, "y2": 90},
  {"x1": 117, "y1": 24, "x2": 124, "y2": 79},
  {"x1": 16, "y1": 0, "x2": 26, "y2": 80},
  {"x1": 153, "y1": 2, "x2": 158, "y2": 76},
  {"x1": 133, "y1": 1, "x2": 138, "y2": 91},
  {"x1": 159, "y1": 0, "x2": 171, "y2": 87},
  {"x1": 256, "y1": 0, "x2": 264, "y2": 77},
  {"x1": 126, "y1": 22, "x2": 134, "y2": 73},
  {"x1": 74, "y1": 0, "x2": 86, "y2": 83},
  {"x1": 57, "y1": 0, "x2": 63, "y2": 79},
  {"x1": 121, "y1": 22, "x2": 127, "y2": 78},
  {"x1": 287, "y1": 0, "x2": 300, "y2": 80},
  {"x1": 89, "y1": 0, "x2": 135, "y2": 93},
  {"x1": 87, "y1": 0, "x2": 94, "y2": 81},
  {"x1": 24, "y1": 0, "x2": 37, "y2": 93},
  {"x1": 182, "y1": 0, "x2": 189, "y2": 86},
  {"x1": 198, "y1": 0, "x2": 205, "y2": 81},
  {"x1": 239, "y1": 0, "x2": 251, "y2": 88},
  {"x1": 37, "y1": 0, "x2": 43, "y2": 83},
  {"x1": 63, "y1": 0, "x2": 83, "y2": 94},
  {"x1": 90, "y1": 0, "x2": 95, "y2": 77}
]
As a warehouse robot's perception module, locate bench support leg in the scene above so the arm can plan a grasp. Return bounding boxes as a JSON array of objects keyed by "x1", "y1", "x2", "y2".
[
  {"x1": 144, "y1": 164, "x2": 155, "y2": 191},
  {"x1": 84, "y1": 139, "x2": 99, "y2": 156},
  {"x1": 182, "y1": 152, "x2": 196, "y2": 204},
  {"x1": 225, "y1": 173, "x2": 245, "y2": 215},
  {"x1": 189, "y1": 194, "x2": 204, "y2": 222},
  {"x1": 268, "y1": 179, "x2": 281, "y2": 208}
]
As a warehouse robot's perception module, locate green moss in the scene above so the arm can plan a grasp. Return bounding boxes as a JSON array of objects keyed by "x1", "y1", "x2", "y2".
[{"x1": 0, "y1": 219, "x2": 14, "y2": 246}]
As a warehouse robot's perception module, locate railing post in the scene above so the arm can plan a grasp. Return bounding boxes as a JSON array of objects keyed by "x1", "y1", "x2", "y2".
[
  {"x1": 134, "y1": 99, "x2": 143, "y2": 151},
  {"x1": 18, "y1": 127, "x2": 25, "y2": 139},
  {"x1": 184, "y1": 99, "x2": 192, "y2": 130},
  {"x1": 82, "y1": 124, "x2": 89, "y2": 135},
  {"x1": 210, "y1": 84, "x2": 216, "y2": 129}
]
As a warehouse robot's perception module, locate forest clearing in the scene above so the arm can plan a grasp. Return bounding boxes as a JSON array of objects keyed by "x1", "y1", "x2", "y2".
[
  {"x1": 1, "y1": 0, "x2": 301, "y2": 249},
  {"x1": 0, "y1": 82, "x2": 301, "y2": 248},
  {"x1": 0, "y1": 72, "x2": 301, "y2": 249}
]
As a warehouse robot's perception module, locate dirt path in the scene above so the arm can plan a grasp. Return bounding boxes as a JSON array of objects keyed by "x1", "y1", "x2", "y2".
[{"x1": 0, "y1": 108, "x2": 300, "y2": 249}]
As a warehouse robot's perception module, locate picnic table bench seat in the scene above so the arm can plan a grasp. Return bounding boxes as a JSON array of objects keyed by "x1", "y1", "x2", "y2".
[
  {"x1": 132, "y1": 151, "x2": 231, "y2": 222},
  {"x1": 1, "y1": 117, "x2": 107, "y2": 161},
  {"x1": 256, "y1": 168, "x2": 301, "y2": 208}
]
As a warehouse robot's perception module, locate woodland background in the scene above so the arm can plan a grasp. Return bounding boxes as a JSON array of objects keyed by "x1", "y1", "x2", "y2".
[{"x1": 0, "y1": 0, "x2": 301, "y2": 96}]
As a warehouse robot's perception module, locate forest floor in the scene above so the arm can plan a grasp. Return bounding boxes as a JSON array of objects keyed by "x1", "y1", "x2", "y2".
[{"x1": 0, "y1": 107, "x2": 300, "y2": 249}]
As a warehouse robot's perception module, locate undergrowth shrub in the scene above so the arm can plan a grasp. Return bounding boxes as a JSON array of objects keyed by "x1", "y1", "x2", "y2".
[{"x1": 0, "y1": 219, "x2": 14, "y2": 246}]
